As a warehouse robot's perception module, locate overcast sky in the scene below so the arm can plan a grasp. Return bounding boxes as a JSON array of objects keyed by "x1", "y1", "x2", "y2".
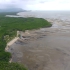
[{"x1": 0, "y1": 0, "x2": 70, "y2": 10}]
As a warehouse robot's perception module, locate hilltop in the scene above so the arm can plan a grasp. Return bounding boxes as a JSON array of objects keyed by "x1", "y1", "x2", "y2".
[{"x1": 0, "y1": 8, "x2": 26, "y2": 12}]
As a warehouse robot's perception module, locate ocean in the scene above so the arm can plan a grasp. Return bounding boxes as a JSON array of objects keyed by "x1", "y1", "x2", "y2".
[{"x1": 17, "y1": 11, "x2": 70, "y2": 21}]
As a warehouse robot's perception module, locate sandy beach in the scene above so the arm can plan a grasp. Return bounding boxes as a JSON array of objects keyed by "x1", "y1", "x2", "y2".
[
  {"x1": 7, "y1": 18, "x2": 70, "y2": 70},
  {"x1": 5, "y1": 37, "x2": 19, "y2": 51}
]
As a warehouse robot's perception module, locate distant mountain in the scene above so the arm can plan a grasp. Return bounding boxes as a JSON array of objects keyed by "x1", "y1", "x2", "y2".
[{"x1": 0, "y1": 8, "x2": 26, "y2": 12}]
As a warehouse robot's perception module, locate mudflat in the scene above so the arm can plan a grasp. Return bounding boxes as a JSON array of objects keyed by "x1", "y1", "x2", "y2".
[{"x1": 8, "y1": 19, "x2": 70, "y2": 70}]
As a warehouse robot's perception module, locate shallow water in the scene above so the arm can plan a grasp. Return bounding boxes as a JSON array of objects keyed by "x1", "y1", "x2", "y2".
[
  {"x1": 8, "y1": 11, "x2": 70, "y2": 70},
  {"x1": 8, "y1": 27, "x2": 70, "y2": 70}
]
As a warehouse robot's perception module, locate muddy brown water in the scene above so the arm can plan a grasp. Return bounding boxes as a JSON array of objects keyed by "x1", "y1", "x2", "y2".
[{"x1": 8, "y1": 19, "x2": 70, "y2": 70}]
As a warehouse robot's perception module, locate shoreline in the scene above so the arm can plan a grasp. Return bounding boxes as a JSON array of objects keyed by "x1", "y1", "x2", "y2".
[
  {"x1": 5, "y1": 37, "x2": 19, "y2": 63},
  {"x1": 5, "y1": 18, "x2": 64, "y2": 63},
  {"x1": 4, "y1": 20, "x2": 52, "y2": 63},
  {"x1": 5, "y1": 37, "x2": 19, "y2": 51},
  {"x1": 5, "y1": 18, "x2": 60, "y2": 64},
  {"x1": 7, "y1": 18, "x2": 70, "y2": 70}
]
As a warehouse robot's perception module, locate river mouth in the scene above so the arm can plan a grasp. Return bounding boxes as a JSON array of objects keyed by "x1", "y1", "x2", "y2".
[{"x1": 8, "y1": 19, "x2": 70, "y2": 70}]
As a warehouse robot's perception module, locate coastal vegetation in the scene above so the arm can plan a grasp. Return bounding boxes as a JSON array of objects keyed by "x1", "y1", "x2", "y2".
[
  {"x1": 0, "y1": 62, "x2": 27, "y2": 70},
  {"x1": 0, "y1": 13, "x2": 52, "y2": 70}
]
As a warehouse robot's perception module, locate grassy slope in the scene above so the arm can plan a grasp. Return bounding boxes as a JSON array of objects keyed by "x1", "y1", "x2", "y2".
[{"x1": 0, "y1": 13, "x2": 52, "y2": 70}]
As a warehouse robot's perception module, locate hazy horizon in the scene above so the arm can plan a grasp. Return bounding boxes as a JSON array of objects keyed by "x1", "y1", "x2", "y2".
[{"x1": 0, "y1": 0, "x2": 70, "y2": 11}]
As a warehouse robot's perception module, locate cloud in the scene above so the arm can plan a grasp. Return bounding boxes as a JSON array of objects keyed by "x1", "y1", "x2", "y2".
[
  {"x1": 27, "y1": 0, "x2": 70, "y2": 10},
  {"x1": 0, "y1": 0, "x2": 70, "y2": 10}
]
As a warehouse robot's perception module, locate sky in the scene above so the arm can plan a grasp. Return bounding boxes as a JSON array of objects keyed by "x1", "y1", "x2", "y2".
[{"x1": 0, "y1": 0, "x2": 70, "y2": 10}]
